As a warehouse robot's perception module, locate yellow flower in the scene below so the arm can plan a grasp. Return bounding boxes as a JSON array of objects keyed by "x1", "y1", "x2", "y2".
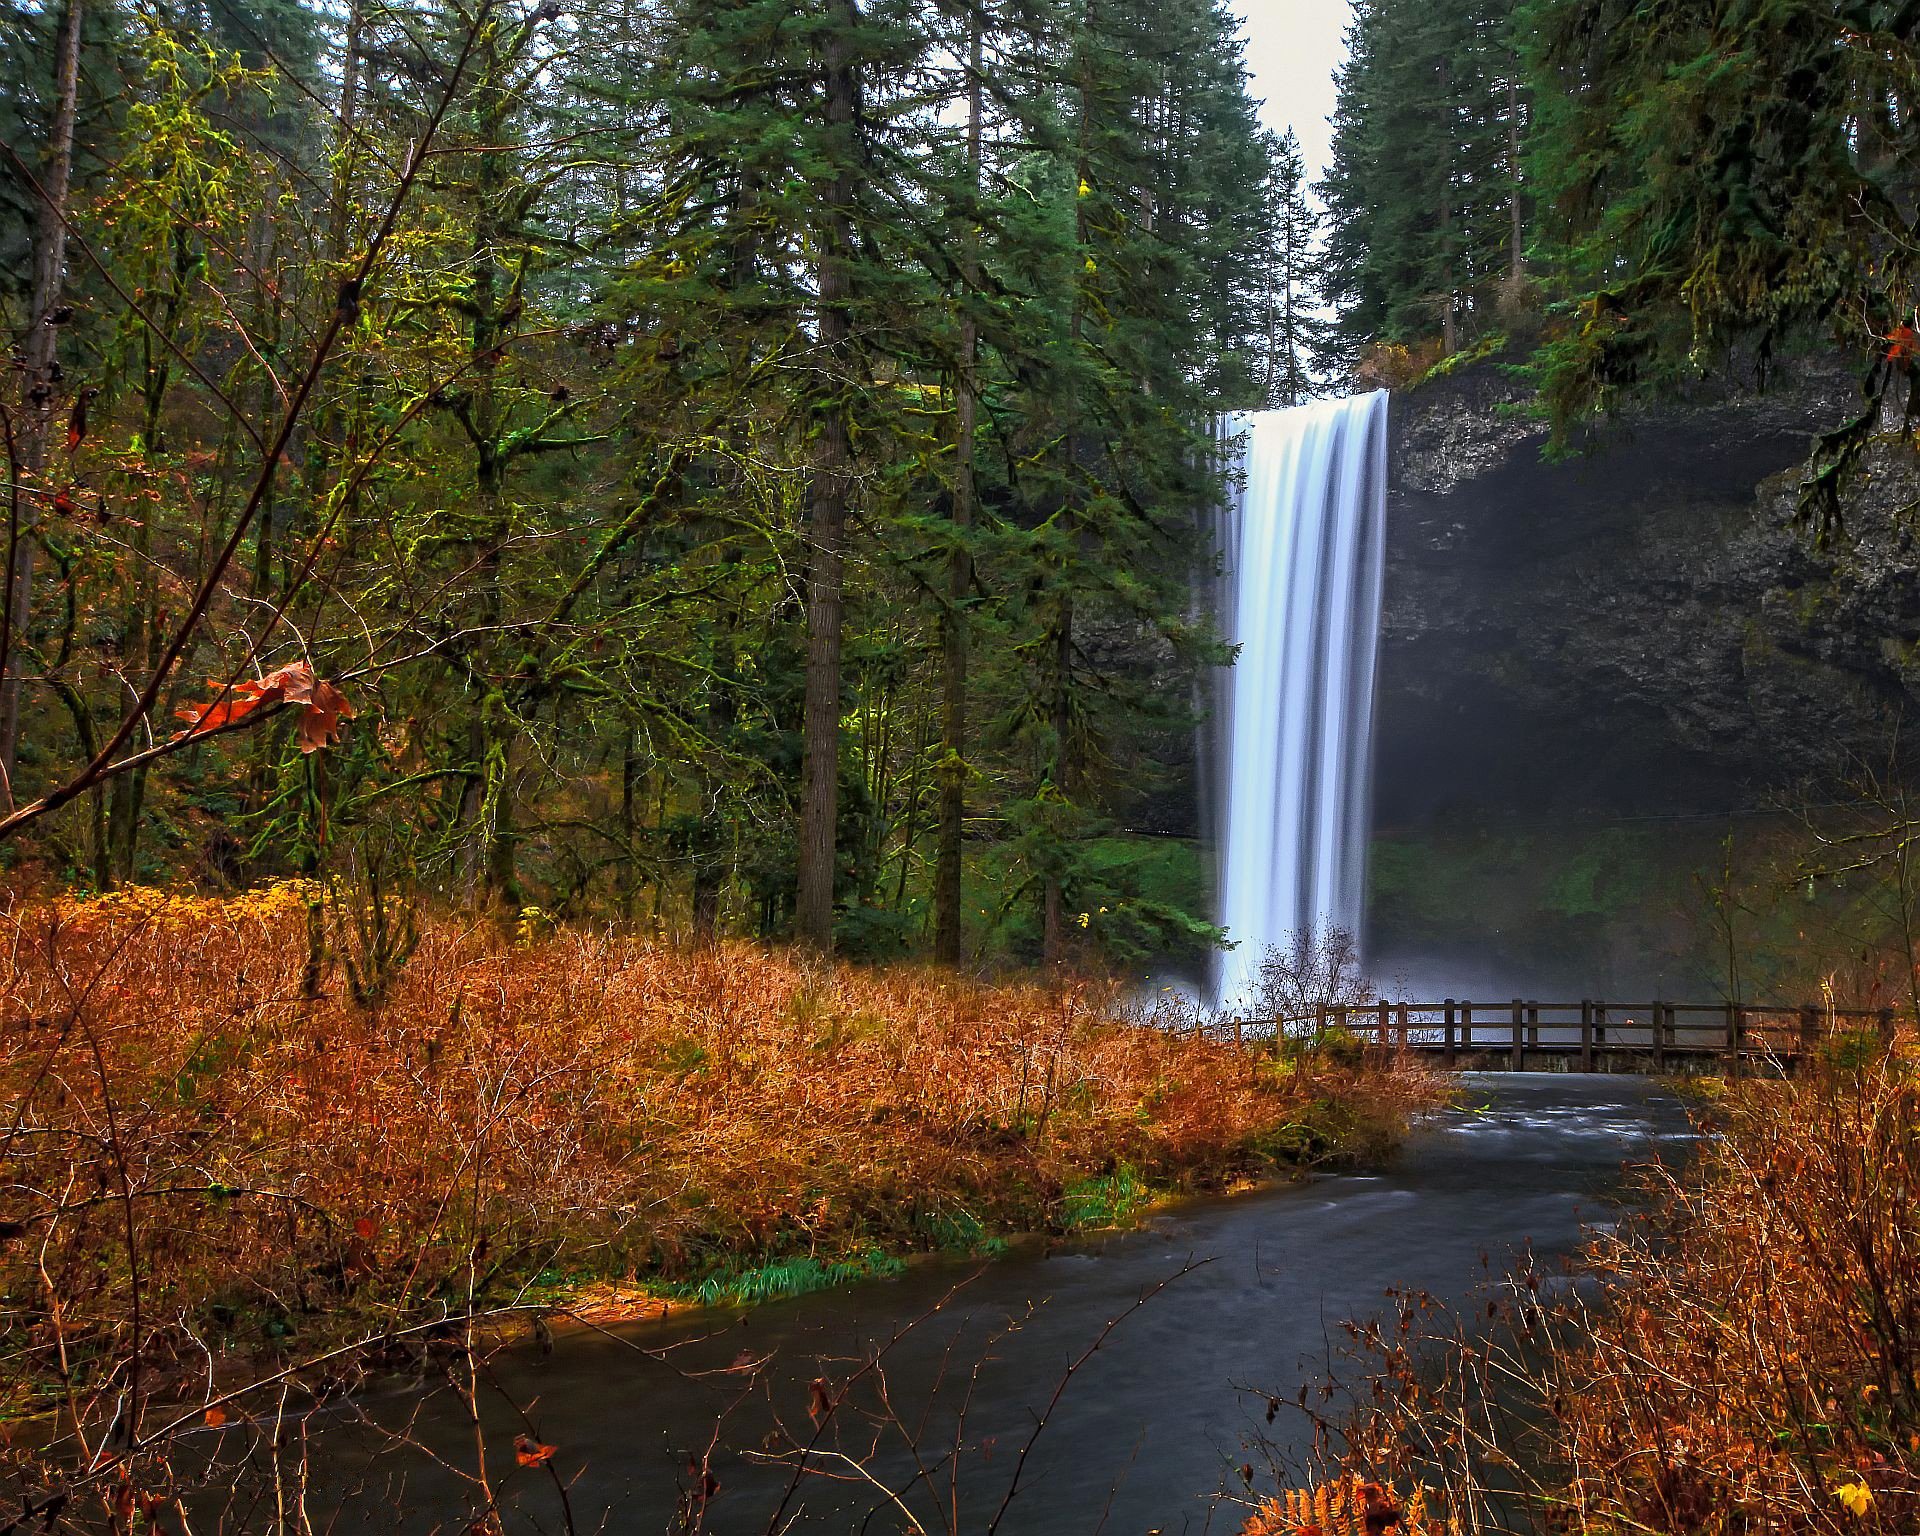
[
  {"x1": 1076, "y1": 911, "x2": 1091, "y2": 929},
  {"x1": 1834, "y1": 1478, "x2": 1874, "y2": 1517},
  {"x1": 1077, "y1": 177, "x2": 1091, "y2": 197},
  {"x1": 1082, "y1": 256, "x2": 1098, "y2": 274}
]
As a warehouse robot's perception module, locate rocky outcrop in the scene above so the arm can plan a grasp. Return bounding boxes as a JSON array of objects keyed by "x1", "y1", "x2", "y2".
[{"x1": 1377, "y1": 359, "x2": 1920, "y2": 822}]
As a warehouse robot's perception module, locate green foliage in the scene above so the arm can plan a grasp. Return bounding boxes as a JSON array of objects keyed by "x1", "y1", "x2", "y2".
[
  {"x1": 665, "y1": 1249, "x2": 906, "y2": 1309},
  {"x1": 965, "y1": 835, "x2": 1218, "y2": 966},
  {"x1": 1059, "y1": 1163, "x2": 1155, "y2": 1229},
  {"x1": 1521, "y1": 0, "x2": 1918, "y2": 514},
  {"x1": 0, "y1": 0, "x2": 1276, "y2": 977},
  {"x1": 913, "y1": 1203, "x2": 1006, "y2": 1256},
  {"x1": 1822, "y1": 1027, "x2": 1891, "y2": 1075},
  {"x1": 1319, "y1": 0, "x2": 1532, "y2": 370},
  {"x1": 1324, "y1": 0, "x2": 1917, "y2": 512},
  {"x1": 1291, "y1": 1025, "x2": 1366, "y2": 1070}
]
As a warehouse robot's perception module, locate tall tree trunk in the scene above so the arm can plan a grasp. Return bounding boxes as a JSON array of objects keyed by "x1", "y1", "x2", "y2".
[
  {"x1": 934, "y1": 19, "x2": 982, "y2": 966},
  {"x1": 294, "y1": 0, "x2": 362, "y2": 571},
  {"x1": 0, "y1": 0, "x2": 84, "y2": 809},
  {"x1": 1041, "y1": 599, "x2": 1072, "y2": 966},
  {"x1": 621, "y1": 732, "x2": 643, "y2": 924},
  {"x1": 1438, "y1": 56, "x2": 1458, "y2": 355},
  {"x1": 1506, "y1": 67, "x2": 1524, "y2": 289},
  {"x1": 108, "y1": 233, "x2": 189, "y2": 884},
  {"x1": 451, "y1": 55, "x2": 523, "y2": 915},
  {"x1": 794, "y1": 0, "x2": 860, "y2": 951},
  {"x1": 692, "y1": 593, "x2": 735, "y2": 945},
  {"x1": 1043, "y1": 19, "x2": 1096, "y2": 970}
]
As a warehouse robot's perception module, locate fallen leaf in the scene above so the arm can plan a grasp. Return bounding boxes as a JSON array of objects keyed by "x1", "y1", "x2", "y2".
[{"x1": 514, "y1": 1434, "x2": 556, "y2": 1468}]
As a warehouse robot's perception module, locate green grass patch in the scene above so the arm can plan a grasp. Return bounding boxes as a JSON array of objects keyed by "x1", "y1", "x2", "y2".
[
  {"x1": 914, "y1": 1203, "x2": 1008, "y2": 1256},
  {"x1": 663, "y1": 1248, "x2": 905, "y2": 1309},
  {"x1": 1059, "y1": 1164, "x2": 1155, "y2": 1229}
]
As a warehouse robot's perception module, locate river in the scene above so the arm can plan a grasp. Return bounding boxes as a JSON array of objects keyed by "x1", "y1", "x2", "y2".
[{"x1": 312, "y1": 1073, "x2": 1691, "y2": 1534}]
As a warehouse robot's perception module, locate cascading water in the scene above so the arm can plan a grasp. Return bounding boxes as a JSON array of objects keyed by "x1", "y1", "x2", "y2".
[{"x1": 1211, "y1": 391, "x2": 1390, "y2": 1008}]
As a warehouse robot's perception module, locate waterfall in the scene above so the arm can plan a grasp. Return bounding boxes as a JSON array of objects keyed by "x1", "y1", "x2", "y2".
[{"x1": 1211, "y1": 392, "x2": 1390, "y2": 1008}]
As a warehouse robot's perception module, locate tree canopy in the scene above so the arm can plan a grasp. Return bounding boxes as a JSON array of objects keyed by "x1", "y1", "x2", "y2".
[
  {"x1": 1319, "y1": 0, "x2": 1917, "y2": 495},
  {"x1": 0, "y1": 0, "x2": 1307, "y2": 965}
]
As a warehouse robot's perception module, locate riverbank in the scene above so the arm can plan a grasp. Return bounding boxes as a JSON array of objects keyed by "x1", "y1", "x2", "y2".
[
  {"x1": 261, "y1": 1072, "x2": 1676, "y2": 1533},
  {"x1": 1313, "y1": 1037, "x2": 1920, "y2": 1534},
  {"x1": 0, "y1": 884, "x2": 1440, "y2": 1426}
]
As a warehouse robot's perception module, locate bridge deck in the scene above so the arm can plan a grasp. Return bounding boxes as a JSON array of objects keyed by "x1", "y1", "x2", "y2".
[{"x1": 1212, "y1": 1000, "x2": 1897, "y2": 1071}]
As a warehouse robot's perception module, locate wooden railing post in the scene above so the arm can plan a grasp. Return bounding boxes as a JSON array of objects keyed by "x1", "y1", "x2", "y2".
[
  {"x1": 1376, "y1": 998, "x2": 1390, "y2": 1047},
  {"x1": 1395, "y1": 1001, "x2": 1409, "y2": 1053},
  {"x1": 1879, "y1": 1007, "x2": 1896, "y2": 1043},
  {"x1": 1651, "y1": 999, "x2": 1666, "y2": 1071},
  {"x1": 1799, "y1": 1005, "x2": 1817, "y2": 1061},
  {"x1": 1596, "y1": 1002, "x2": 1607, "y2": 1049},
  {"x1": 1443, "y1": 998, "x2": 1457, "y2": 1068},
  {"x1": 1511, "y1": 998, "x2": 1525, "y2": 1071},
  {"x1": 1580, "y1": 999, "x2": 1594, "y2": 1072},
  {"x1": 1526, "y1": 999, "x2": 1540, "y2": 1049},
  {"x1": 1461, "y1": 1000, "x2": 1472, "y2": 1056}
]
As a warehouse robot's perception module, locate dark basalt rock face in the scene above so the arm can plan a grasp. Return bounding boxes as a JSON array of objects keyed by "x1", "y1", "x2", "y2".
[{"x1": 1377, "y1": 361, "x2": 1920, "y2": 824}]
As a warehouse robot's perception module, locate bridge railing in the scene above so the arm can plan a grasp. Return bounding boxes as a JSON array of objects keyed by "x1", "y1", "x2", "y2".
[{"x1": 1197, "y1": 999, "x2": 1899, "y2": 1069}]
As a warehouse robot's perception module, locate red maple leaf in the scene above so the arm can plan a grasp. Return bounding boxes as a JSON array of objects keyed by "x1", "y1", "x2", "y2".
[{"x1": 173, "y1": 661, "x2": 356, "y2": 753}]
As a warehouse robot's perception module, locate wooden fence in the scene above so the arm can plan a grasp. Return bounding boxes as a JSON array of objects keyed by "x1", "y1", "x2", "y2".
[{"x1": 1209, "y1": 999, "x2": 1899, "y2": 1072}]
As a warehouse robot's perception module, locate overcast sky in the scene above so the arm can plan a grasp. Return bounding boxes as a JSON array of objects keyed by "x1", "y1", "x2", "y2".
[{"x1": 1233, "y1": 0, "x2": 1355, "y2": 182}]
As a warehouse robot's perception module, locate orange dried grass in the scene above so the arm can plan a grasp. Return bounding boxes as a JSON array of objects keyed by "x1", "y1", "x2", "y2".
[
  {"x1": 1541, "y1": 1049, "x2": 1920, "y2": 1533},
  {"x1": 0, "y1": 883, "x2": 1435, "y2": 1412}
]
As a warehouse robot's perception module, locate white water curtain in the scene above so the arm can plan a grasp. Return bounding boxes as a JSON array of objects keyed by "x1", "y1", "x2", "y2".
[{"x1": 1213, "y1": 392, "x2": 1390, "y2": 1008}]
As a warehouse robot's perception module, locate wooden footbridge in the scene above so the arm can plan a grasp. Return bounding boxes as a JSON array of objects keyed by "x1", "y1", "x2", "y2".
[{"x1": 1218, "y1": 999, "x2": 1900, "y2": 1073}]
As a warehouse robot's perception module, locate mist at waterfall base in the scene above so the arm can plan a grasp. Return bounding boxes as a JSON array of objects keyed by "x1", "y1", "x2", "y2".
[{"x1": 1208, "y1": 393, "x2": 1389, "y2": 1010}]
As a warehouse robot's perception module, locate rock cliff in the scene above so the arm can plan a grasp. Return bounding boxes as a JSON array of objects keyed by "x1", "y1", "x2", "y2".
[{"x1": 1377, "y1": 360, "x2": 1920, "y2": 824}]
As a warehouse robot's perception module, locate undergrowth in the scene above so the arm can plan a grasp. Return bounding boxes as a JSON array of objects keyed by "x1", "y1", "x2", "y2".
[
  {"x1": 0, "y1": 882, "x2": 1439, "y2": 1424},
  {"x1": 1285, "y1": 1033, "x2": 1920, "y2": 1534}
]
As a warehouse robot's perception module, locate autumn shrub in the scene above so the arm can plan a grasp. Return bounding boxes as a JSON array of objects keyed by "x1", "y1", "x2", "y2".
[
  {"x1": 0, "y1": 883, "x2": 1439, "y2": 1431},
  {"x1": 1307, "y1": 1039, "x2": 1920, "y2": 1534},
  {"x1": 1240, "y1": 1475, "x2": 1453, "y2": 1536},
  {"x1": 1539, "y1": 1046, "x2": 1920, "y2": 1533},
  {"x1": 1353, "y1": 338, "x2": 1445, "y2": 392}
]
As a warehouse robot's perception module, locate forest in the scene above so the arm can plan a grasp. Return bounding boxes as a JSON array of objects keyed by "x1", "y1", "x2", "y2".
[
  {"x1": 2, "y1": 0, "x2": 1919, "y2": 1531},
  {"x1": 0, "y1": 0, "x2": 1328, "y2": 967},
  {"x1": 5, "y1": 0, "x2": 1913, "y2": 966}
]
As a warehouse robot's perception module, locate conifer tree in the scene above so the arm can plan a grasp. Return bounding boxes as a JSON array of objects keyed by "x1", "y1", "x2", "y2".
[
  {"x1": 1260, "y1": 128, "x2": 1328, "y2": 407},
  {"x1": 1318, "y1": 0, "x2": 1530, "y2": 366},
  {"x1": 1524, "y1": 0, "x2": 1918, "y2": 515}
]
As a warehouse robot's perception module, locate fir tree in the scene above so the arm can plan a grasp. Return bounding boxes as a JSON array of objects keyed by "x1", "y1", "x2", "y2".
[
  {"x1": 1318, "y1": 0, "x2": 1530, "y2": 366},
  {"x1": 1524, "y1": 0, "x2": 1918, "y2": 517},
  {"x1": 1260, "y1": 127, "x2": 1328, "y2": 407}
]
